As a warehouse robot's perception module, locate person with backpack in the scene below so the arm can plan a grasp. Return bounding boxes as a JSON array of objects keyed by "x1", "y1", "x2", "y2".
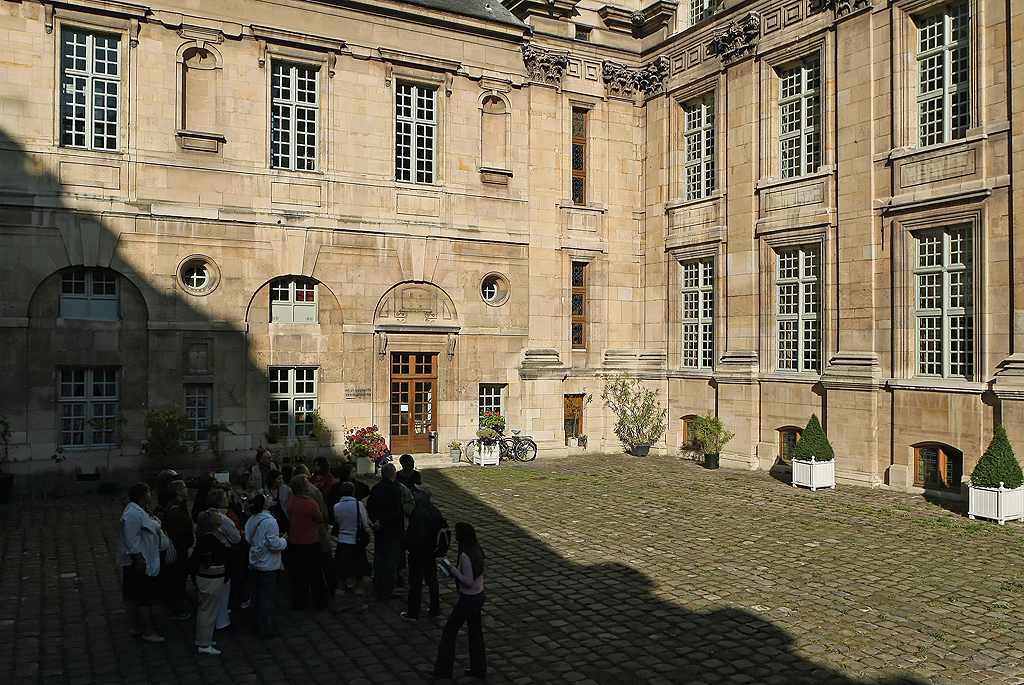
[{"x1": 400, "y1": 483, "x2": 447, "y2": 621}]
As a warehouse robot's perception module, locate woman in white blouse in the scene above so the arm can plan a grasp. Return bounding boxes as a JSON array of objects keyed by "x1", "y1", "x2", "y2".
[
  {"x1": 433, "y1": 522, "x2": 486, "y2": 679},
  {"x1": 117, "y1": 482, "x2": 165, "y2": 642}
]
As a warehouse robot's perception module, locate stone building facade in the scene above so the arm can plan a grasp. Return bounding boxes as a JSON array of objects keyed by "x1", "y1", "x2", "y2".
[{"x1": 0, "y1": 0, "x2": 1021, "y2": 496}]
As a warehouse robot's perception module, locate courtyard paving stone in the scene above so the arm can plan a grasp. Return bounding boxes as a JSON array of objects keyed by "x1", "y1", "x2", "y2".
[{"x1": 2, "y1": 453, "x2": 1024, "y2": 683}]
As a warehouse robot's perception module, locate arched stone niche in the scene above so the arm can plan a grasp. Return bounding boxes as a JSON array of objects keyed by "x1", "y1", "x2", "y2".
[{"x1": 374, "y1": 282, "x2": 459, "y2": 331}]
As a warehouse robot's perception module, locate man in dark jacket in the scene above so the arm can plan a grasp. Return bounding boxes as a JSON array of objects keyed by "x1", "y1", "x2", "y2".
[
  {"x1": 366, "y1": 463, "x2": 405, "y2": 601},
  {"x1": 401, "y1": 483, "x2": 443, "y2": 620}
]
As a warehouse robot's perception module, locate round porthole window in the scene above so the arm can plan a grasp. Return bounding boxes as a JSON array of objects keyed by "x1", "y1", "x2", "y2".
[
  {"x1": 177, "y1": 255, "x2": 220, "y2": 296},
  {"x1": 480, "y1": 273, "x2": 510, "y2": 306}
]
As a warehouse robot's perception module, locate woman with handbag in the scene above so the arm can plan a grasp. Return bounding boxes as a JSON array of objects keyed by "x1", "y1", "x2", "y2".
[
  {"x1": 190, "y1": 510, "x2": 230, "y2": 655},
  {"x1": 332, "y1": 481, "x2": 373, "y2": 612}
]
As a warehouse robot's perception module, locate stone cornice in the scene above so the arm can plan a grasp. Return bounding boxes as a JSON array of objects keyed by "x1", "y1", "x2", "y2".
[
  {"x1": 522, "y1": 44, "x2": 570, "y2": 87},
  {"x1": 710, "y1": 11, "x2": 760, "y2": 64}
]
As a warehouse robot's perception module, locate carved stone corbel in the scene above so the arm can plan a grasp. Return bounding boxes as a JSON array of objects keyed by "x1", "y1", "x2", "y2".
[
  {"x1": 710, "y1": 11, "x2": 761, "y2": 63},
  {"x1": 522, "y1": 44, "x2": 569, "y2": 87},
  {"x1": 257, "y1": 39, "x2": 267, "y2": 68},
  {"x1": 601, "y1": 60, "x2": 635, "y2": 97},
  {"x1": 809, "y1": 0, "x2": 872, "y2": 19},
  {"x1": 328, "y1": 52, "x2": 336, "y2": 78},
  {"x1": 44, "y1": 3, "x2": 54, "y2": 34},
  {"x1": 601, "y1": 56, "x2": 668, "y2": 98},
  {"x1": 129, "y1": 18, "x2": 140, "y2": 47}
]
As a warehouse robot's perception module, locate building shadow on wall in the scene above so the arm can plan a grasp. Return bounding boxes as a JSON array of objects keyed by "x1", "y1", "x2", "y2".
[{"x1": 0, "y1": 127, "x2": 306, "y2": 490}]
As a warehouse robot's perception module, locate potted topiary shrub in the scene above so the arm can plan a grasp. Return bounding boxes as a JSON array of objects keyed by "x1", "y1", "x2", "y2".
[
  {"x1": 690, "y1": 412, "x2": 735, "y2": 470},
  {"x1": 791, "y1": 414, "x2": 835, "y2": 491},
  {"x1": 601, "y1": 374, "x2": 668, "y2": 456},
  {"x1": 968, "y1": 425, "x2": 1024, "y2": 525}
]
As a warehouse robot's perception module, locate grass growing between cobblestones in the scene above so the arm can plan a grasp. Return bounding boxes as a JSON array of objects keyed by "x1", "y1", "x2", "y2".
[{"x1": 439, "y1": 454, "x2": 1024, "y2": 684}]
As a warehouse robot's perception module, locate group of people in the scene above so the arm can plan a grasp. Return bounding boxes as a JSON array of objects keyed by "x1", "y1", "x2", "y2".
[{"x1": 117, "y1": 448, "x2": 487, "y2": 678}]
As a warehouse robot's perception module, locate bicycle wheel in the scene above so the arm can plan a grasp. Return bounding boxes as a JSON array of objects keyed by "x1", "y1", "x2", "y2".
[
  {"x1": 465, "y1": 440, "x2": 478, "y2": 464},
  {"x1": 516, "y1": 438, "x2": 538, "y2": 462},
  {"x1": 498, "y1": 438, "x2": 513, "y2": 461}
]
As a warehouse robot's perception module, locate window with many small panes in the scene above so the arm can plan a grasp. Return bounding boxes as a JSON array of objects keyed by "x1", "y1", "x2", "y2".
[
  {"x1": 269, "y1": 367, "x2": 317, "y2": 439},
  {"x1": 571, "y1": 262, "x2": 587, "y2": 349}
]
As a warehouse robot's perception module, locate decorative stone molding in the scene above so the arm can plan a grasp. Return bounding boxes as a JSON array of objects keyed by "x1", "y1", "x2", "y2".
[
  {"x1": 598, "y1": 1, "x2": 678, "y2": 37},
  {"x1": 522, "y1": 45, "x2": 570, "y2": 86},
  {"x1": 601, "y1": 56, "x2": 669, "y2": 97},
  {"x1": 519, "y1": 348, "x2": 566, "y2": 380},
  {"x1": 809, "y1": 0, "x2": 872, "y2": 19},
  {"x1": 504, "y1": 0, "x2": 581, "y2": 21},
  {"x1": 710, "y1": 12, "x2": 761, "y2": 63}
]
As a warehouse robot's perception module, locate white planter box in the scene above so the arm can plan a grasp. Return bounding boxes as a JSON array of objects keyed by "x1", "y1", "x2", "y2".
[
  {"x1": 968, "y1": 483, "x2": 1024, "y2": 524},
  {"x1": 473, "y1": 443, "x2": 499, "y2": 466},
  {"x1": 356, "y1": 457, "x2": 374, "y2": 475},
  {"x1": 792, "y1": 457, "x2": 836, "y2": 491}
]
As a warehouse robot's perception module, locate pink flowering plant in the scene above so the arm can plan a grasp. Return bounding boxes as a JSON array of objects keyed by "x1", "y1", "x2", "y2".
[
  {"x1": 344, "y1": 425, "x2": 389, "y2": 461},
  {"x1": 479, "y1": 411, "x2": 505, "y2": 434}
]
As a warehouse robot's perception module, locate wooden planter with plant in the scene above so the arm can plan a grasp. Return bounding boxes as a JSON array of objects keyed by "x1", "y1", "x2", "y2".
[
  {"x1": 968, "y1": 425, "x2": 1024, "y2": 525},
  {"x1": 601, "y1": 374, "x2": 667, "y2": 456},
  {"x1": 690, "y1": 412, "x2": 735, "y2": 470},
  {"x1": 791, "y1": 414, "x2": 835, "y2": 491}
]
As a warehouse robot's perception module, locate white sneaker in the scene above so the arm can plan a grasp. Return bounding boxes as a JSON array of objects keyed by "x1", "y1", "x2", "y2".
[{"x1": 197, "y1": 645, "x2": 222, "y2": 655}]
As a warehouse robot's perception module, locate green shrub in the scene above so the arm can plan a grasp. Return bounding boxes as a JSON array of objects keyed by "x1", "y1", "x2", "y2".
[
  {"x1": 793, "y1": 414, "x2": 834, "y2": 462},
  {"x1": 144, "y1": 409, "x2": 188, "y2": 467},
  {"x1": 601, "y1": 374, "x2": 668, "y2": 451},
  {"x1": 690, "y1": 412, "x2": 735, "y2": 455},
  {"x1": 970, "y1": 425, "x2": 1023, "y2": 489}
]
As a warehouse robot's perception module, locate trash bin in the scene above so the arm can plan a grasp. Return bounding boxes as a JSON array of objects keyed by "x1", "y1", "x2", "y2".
[
  {"x1": 705, "y1": 452, "x2": 720, "y2": 470},
  {"x1": 429, "y1": 430, "x2": 438, "y2": 454}
]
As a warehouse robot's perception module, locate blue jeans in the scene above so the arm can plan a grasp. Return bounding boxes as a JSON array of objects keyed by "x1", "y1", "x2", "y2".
[
  {"x1": 433, "y1": 591, "x2": 486, "y2": 678},
  {"x1": 252, "y1": 569, "x2": 278, "y2": 636}
]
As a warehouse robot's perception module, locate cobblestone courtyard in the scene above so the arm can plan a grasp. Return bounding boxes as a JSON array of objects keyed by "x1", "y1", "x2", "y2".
[{"x1": 3, "y1": 453, "x2": 1024, "y2": 684}]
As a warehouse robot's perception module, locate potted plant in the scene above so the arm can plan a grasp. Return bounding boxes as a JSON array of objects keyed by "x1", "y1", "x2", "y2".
[
  {"x1": 474, "y1": 428, "x2": 500, "y2": 466},
  {"x1": 479, "y1": 411, "x2": 505, "y2": 435},
  {"x1": 791, "y1": 414, "x2": 835, "y2": 491},
  {"x1": 50, "y1": 447, "x2": 68, "y2": 498},
  {"x1": 448, "y1": 439, "x2": 463, "y2": 464},
  {"x1": 344, "y1": 425, "x2": 389, "y2": 475},
  {"x1": 690, "y1": 412, "x2": 735, "y2": 470},
  {"x1": 144, "y1": 409, "x2": 188, "y2": 471},
  {"x1": 578, "y1": 434, "x2": 588, "y2": 449},
  {"x1": 968, "y1": 425, "x2": 1024, "y2": 524},
  {"x1": 0, "y1": 413, "x2": 13, "y2": 503},
  {"x1": 265, "y1": 424, "x2": 282, "y2": 445},
  {"x1": 601, "y1": 374, "x2": 668, "y2": 456}
]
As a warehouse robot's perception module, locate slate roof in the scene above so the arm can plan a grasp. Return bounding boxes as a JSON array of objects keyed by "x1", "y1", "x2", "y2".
[{"x1": 395, "y1": 0, "x2": 525, "y2": 28}]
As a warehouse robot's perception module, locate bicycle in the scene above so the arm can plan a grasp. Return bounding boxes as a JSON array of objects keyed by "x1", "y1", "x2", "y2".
[
  {"x1": 499, "y1": 430, "x2": 537, "y2": 462},
  {"x1": 464, "y1": 429, "x2": 537, "y2": 464}
]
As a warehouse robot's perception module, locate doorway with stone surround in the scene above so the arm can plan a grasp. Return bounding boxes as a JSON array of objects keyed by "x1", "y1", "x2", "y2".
[{"x1": 389, "y1": 352, "x2": 437, "y2": 454}]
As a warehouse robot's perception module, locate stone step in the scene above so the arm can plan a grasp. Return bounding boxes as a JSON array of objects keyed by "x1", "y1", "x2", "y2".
[{"x1": 389, "y1": 452, "x2": 468, "y2": 471}]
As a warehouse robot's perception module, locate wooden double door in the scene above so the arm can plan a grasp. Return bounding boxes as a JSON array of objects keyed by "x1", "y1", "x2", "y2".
[{"x1": 389, "y1": 352, "x2": 437, "y2": 454}]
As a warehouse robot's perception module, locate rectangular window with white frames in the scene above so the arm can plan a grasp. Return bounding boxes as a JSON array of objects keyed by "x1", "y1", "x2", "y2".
[
  {"x1": 917, "y1": 3, "x2": 969, "y2": 147},
  {"x1": 688, "y1": 0, "x2": 713, "y2": 26},
  {"x1": 60, "y1": 29, "x2": 120, "y2": 151},
  {"x1": 184, "y1": 384, "x2": 212, "y2": 443},
  {"x1": 59, "y1": 368, "x2": 118, "y2": 447},
  {"x1": 395, "y1": 83, "x2": 436, "y2": 184},
  {"x1": 778, "y1": 59, "x2": 822, "y2": 179},
  {"x1": 60, "y1": 268, "x2": 118, "y2": 320},
  {"x1": 683, "y1": 97, "x2": 715, "y2": 201},
  {"x1": 776, "y1": 246, "x2": 821, "y2": 373},
  {"x1": 270, "y1": 278, "x2": 317, "y2": 323},
  {"x1": 915, "y1": 227, "x2": 973, "y2": 379},
  {"x1": 681, "y1": 259, "x2": 714, "y2": 369},
  {"x1": 479, "y1": 384, "x2": 505, "y2": 419},
  {"x1": 271, "y1": 62, "x2": 318, "y2": 171},
  {"x1": 269, "y1": 367, "x2": 317, "y2": 439}
]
